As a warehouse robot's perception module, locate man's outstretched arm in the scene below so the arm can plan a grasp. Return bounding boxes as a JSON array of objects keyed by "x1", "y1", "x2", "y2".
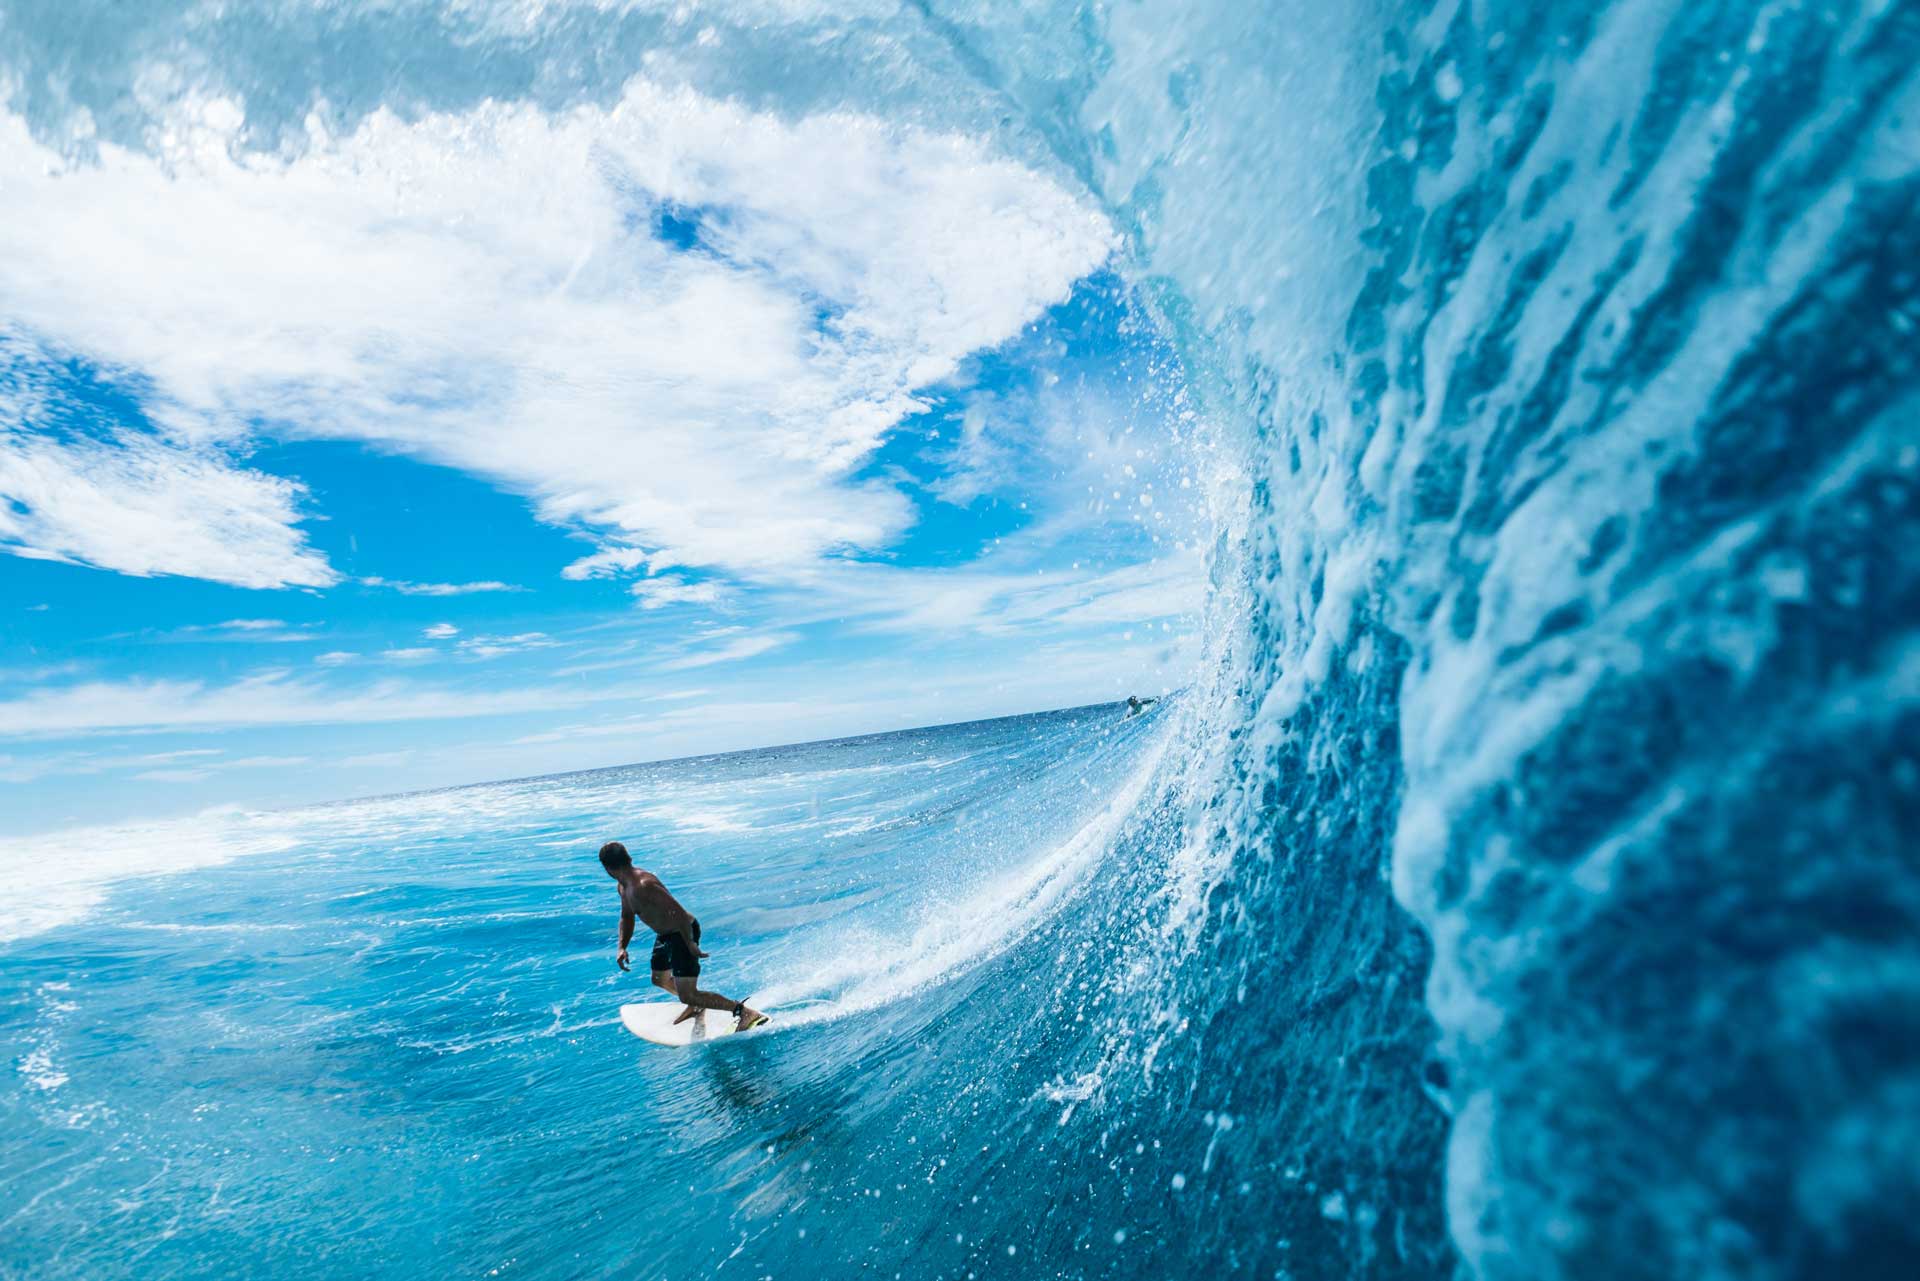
[{"x1": 616, "y1": 909, "x2": 635, "y2": 971}]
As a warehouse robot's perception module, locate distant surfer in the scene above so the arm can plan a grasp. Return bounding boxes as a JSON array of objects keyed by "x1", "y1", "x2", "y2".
[
  {"x1": 1125, "y1": 694, "x2": 1159, "y2": 717},
  {"x1": 599, "y1": 841, "x2": 769, "y2": 1031}
]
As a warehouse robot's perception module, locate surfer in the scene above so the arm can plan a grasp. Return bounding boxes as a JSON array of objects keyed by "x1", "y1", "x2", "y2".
[
  {"x1": 599, "y1": 841, "x2": 769, "y2": 1031},
  {"x1": 1125, "y1": 694, "x2": 1159, "y2": 717}
]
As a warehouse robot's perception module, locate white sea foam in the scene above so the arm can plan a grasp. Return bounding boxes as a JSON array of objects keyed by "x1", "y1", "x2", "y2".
[
  {"x1": 637, "y1": 803, "x2": 753, "y2": 834},
  {"x1": 0, "y1": 776, "x2": 575, "y2": 943},
  {"x1": 0, "y1": 808, "x2": 303, "y2": 944},
  {"x1": 750, "y1": 730, "x2": 1172, "y2": 1025},
  {"x1": 18, "y1": 1044, "x2": 67, "y2": 1092}
]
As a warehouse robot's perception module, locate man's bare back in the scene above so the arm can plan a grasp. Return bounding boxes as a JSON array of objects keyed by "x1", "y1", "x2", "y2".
[
  {"x1": 598, "y1": 840, "x2": 767, "y2": 1031},
  {"x1": 614, "y1": 868, "x2": 687, "y2": 938}
]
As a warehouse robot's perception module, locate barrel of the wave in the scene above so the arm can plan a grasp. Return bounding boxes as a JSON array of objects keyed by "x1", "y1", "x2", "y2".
[{"x1": 1098, "y1": 1, "x2": 1920, "y2": 1278}]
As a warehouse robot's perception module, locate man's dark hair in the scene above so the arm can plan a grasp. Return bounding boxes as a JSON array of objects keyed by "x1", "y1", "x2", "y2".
[{"x1": 598, "y1": 841, "x2": 633, "y2": 871}]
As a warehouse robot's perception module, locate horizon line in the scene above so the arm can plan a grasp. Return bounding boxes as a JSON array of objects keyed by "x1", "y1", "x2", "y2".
[{"x1": 256, "y1": 694, "x2": 1174, "y2": 824}]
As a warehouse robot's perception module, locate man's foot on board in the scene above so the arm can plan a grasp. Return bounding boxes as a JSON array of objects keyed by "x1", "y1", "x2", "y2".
[
  {"x1": 672, "y1": 1004, "x2": 702, "y2": 1025},
  {"x1": 733, "y1": 1004, "x2": 770, "y2": 1031}
]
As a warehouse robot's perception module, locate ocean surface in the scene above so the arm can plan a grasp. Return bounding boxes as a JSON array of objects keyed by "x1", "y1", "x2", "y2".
[
  {"x1": 5, "y1": 1, "x2": 1919, "y2": 1278},
  {"x1": 2, "y1": 706, "x2": 1193, "y2": 1277}
]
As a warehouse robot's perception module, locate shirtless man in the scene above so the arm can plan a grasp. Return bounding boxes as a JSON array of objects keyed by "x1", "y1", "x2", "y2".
[{"x1": 599, "y1": 841, "x2": 768, "y2": 1031}]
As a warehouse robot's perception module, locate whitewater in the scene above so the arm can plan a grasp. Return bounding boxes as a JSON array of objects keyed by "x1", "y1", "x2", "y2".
[{"x1": 4, "y1": 1, "x2": 1918, "y2": 1278}]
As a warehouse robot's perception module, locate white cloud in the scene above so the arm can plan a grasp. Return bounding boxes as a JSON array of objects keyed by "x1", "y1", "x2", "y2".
[
  {"x1": 0, "y1": 744, "x2": 221, "y2": 784},
  {"x1": 0, "y1": 418, "x2": 338, "y2": 589},
  {"x1": 361, "y1": 577, "x2": 522, "y2": 596},
  {"x1": 0, "y1": 670, "x2": 617, "y2": 738},
  {"x1": 927, "y1": 398, "x2": 1019, "y2": 506},
  {"x1": 457, "y1": 632, "x2": 556, "y2": 658},
  {"x1": 765, "y1": 548, "x2": 1205, "y2": 638},
  {"x1": 0, "y1": 80, "x2": 1111, "y2": 591},
  {"x1": 423, "y1": 623, "x2": 459, "y2": 639},
  {"x1": 0, "y1": 659, "x2": 88, "y2": 686},
  {"x1": 381, "y1": 647, "x2": 437, "y2": 662},
  {"x1": 314, "y1": 650, "x2": 356, "y2": 666},
  {"x1": 161, "y1": 617, "x2": 324, "y2": 644},
  {"x1": 512, "y1": 712, "x2": 656, "y2": 746},
  {"x1": 562, "y1": 547, "x2": 653, "y2": 581},
  {"x1": 499, "y1": 680, "x2": 733, "y2": 746},
  {"x1": 129, "y1": 753, "x2": 307, "y2": 783},
  {"x1": 506, "y1": 630, "x2": 1192, "y2": 764},
  {"x1": 632, "y1": 575, "x2": 724, "y2": 610},
  {"x1": 659, "y1": 631, "x2": 796, "y2": 671},
  {"x1": 1012, "y1": 555, "x2": 1207, "y2": 630}
]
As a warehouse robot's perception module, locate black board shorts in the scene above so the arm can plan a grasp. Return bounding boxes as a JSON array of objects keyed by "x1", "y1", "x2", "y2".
[{"x1": 650, "y1": 919, "x2": 701, "y2": 978}]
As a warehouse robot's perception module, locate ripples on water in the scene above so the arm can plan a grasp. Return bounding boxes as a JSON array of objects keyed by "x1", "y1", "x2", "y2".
[{"x1": 1, "y1": 707, "x2": 1179, "y2": 1276}]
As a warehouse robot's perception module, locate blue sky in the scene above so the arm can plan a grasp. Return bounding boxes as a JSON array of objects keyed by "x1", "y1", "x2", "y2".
[{"x1": 0, "y1": 80, "x2": 1207, "y2": 833}]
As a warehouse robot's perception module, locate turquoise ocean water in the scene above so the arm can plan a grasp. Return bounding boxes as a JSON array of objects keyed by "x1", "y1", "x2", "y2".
[{"x1": 3, "y1": 705, "x2": 1181, "y2": 1276}]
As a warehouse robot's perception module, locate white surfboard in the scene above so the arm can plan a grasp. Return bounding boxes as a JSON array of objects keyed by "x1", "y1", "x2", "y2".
[{"x1": 619, "y1": 1001, "x2": 766, "y2": 1047}]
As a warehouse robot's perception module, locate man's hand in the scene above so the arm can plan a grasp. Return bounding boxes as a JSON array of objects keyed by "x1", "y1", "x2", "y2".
[{"x1": 616, "y1": 908, "x2": 635, "y2": 972}]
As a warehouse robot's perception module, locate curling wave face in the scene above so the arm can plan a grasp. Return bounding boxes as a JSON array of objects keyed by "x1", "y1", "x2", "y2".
[{"x1": 1027, "y1": 1, "x2": 1920, "y2": 1276}]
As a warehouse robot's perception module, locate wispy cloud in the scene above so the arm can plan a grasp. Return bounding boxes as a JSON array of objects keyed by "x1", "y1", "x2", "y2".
[
  {"x1": 457, "y1": 632, "x2": 557, "y2": 659},
  {"x1": 131, "y1": 755, "x2": 308, "y2": 783},
  {"x1": 423, "y1": 623, "x2": 459, "y2": 639},
  {"x1": 360, "y1": 577, "x2": 523, "y2": 596},
  {"x1": 0, "y1": 659, "x2": 89, "y2": 686},
  {"x1": 0, "y1": 671, "x2": 622, "y2": 739},
  {"x1": 161, "y1": 617, "x2": 325, "y2": 644},
  {"x1": 925, "y1": 398, "x2": 1020, "y2": 507},
  {"x1": 659, "y1": 631, "x2": 796, "y2": 671},
  {"x1": 506, "y1": 684, "x2": 721, "y2": 745},
  {"x1": 0, "y1": 745, "x2": 223, "y2": 784},
  {"x1": 511, "y1": 714, "x2": 657, "y2": 746},
  {"x1": 763, "y1": 549, "x2": 1206, "y2": 639},
  {"x1": 632, "y1": 575, "x2": 725, "y2": 610}
]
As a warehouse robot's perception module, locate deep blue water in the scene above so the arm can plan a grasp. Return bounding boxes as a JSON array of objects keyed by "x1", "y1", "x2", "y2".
[{"x1": 5, "y1": 2, "x2": 1920, "y2": 1279}]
